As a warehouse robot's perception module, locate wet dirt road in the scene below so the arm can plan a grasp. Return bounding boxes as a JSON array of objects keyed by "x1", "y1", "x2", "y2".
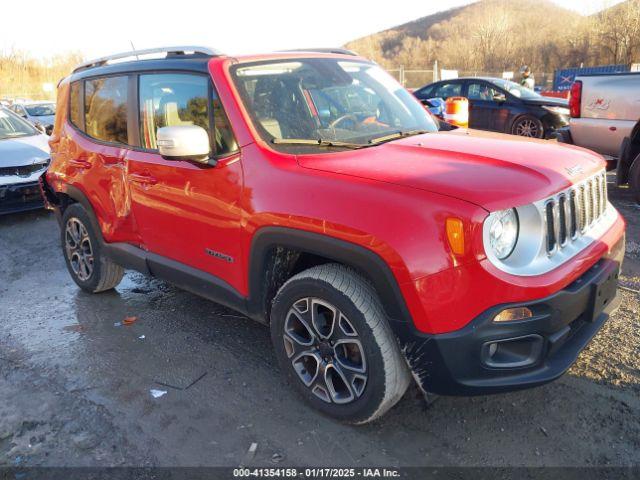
[{"x1": 0, "y1": 178, "x2": 639, "y2": 468}]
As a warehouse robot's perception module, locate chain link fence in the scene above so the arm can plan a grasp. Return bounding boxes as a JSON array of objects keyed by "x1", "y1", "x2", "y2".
[{"x1": 387, "y1": 66, "x2": 555, "y2": 91}]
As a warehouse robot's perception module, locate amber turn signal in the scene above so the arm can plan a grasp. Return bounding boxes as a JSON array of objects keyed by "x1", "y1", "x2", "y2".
[
  {"x1": 445, "y1": 218, "x2": 465, "y2": 255},
  {"x1": 493, "y1": 307, "x2": 534, "y2": 323}
]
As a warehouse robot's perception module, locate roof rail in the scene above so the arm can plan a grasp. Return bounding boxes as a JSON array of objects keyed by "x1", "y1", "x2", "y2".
[
  {"x1": 73, "y1": 46, "x2": 222, "y2": 73},
  {"x1": 280, "y1": 48, "x2": 359, "y2": 56}
]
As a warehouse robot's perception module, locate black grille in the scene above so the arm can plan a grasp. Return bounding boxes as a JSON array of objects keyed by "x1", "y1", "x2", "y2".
[
  {"x1": 569, "y1": 190, "x2": 578, "y2": 238},
  {"x1": 546, "y1": 202, "x2": 556, "y2": 253},
  {"x1": 545, "y1": 172, "x2": 608, "y2": 256},
  {"x1": 594, "y1": 176, "x2": 601, "y2": 217},
  {"x1": 558, "y1": 195, "x2": 567, "y2": 245},
  {"x1": 0, "y1": 162, "x2": 48, "y2": 177},
  {"x1": 578, "y1": 185, "x2": 587, "y2": 231}
]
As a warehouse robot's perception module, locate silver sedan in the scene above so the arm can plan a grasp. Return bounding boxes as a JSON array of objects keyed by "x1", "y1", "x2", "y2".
[{"x1": 0, "y1": 108, "x2": 51, "y2": 214}]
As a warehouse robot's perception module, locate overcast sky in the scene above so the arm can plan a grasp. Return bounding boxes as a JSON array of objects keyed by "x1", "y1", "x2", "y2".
[{"x1": 1, "y1": 0, "x2": 627, "y2": 59}]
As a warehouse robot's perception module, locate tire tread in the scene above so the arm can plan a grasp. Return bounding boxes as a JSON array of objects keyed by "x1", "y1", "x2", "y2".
[
  {"x1": 62, "y1": 204, "x2": 124, "y2": 293},
  {"x1": 275, "y1": 263, "x2": 411, "y2": 424}
]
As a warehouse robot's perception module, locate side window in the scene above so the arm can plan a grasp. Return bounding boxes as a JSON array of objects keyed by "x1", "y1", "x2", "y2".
[
  {"x1": 139, "y1": 74, "x2": 208, "y2": 150},
  {"x1": 69, "y1": 81, "x2": 82, "y2": 128},
  {"x1": 433, "y1": 83, "x2": 462, "y2": 100},
  {"x1": 84, "y1": 76, "x2": 128, "y2": 144},
  {"x1": 468, "y1": 83, "x2": 502, "y2": 102},
  {"x1": 139, "y1": 73, "x2": 238, "y2": 156},
  {"x1": 415, "y1": 85, "x2": 434, "y2": 99}
]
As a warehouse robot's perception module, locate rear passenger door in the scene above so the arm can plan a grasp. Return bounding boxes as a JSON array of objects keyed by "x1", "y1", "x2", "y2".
[
  {"x1": 64, "y1": 75, "x2": 138, "y2": 243},
  {"x1": 125, "y1": 73, "x2": 244, "y2": 291}
]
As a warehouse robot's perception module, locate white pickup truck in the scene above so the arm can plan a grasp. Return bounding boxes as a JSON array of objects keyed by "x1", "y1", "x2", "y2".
[{"x1": 557, "y1": 72, "x2": 640, "y2": 201}]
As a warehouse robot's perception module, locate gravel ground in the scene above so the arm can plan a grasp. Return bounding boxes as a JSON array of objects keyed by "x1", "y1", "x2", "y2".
[{"x1": 0, "y1": 175, "x2": 638, "y2": 468}]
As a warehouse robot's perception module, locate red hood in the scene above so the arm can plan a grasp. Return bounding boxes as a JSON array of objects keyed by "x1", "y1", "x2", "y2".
[{"x1": 297, "y1": 129, "x2": 605, "y2": 211}]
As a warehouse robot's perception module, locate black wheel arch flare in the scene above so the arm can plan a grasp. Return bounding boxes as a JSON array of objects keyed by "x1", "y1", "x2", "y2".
[{"x1": 246, "y1": 227, "x2": 413, "y2": 326}]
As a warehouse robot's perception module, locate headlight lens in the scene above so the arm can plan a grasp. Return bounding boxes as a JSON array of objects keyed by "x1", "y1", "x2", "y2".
[{"x1": 488, "y1": 208, "x2": 519, "y2": 259}]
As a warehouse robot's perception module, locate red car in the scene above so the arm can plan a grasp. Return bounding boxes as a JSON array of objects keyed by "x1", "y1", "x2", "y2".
[{"x1": 43, "y1": 47, "x2": 625, "y2": 424}]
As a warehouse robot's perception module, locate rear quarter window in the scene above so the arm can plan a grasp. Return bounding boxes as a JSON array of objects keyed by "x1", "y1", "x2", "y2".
[
  {"x1": 69, "y1": 81, "x2": 82, "y2": 128},
  {"x1": 415, "y1": 85, "x2": 435, "y2": 99},
  {"x1": 84, "y1": 76, "x2": 129, "y2": 144}
]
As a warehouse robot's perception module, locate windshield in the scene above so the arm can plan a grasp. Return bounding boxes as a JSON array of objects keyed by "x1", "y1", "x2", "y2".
[
  {"x1": 25, "y1": 103, "x2": 56, "y2": 116},
  {"x1": 231, "y1": 58, "x2": 438, "y2": 149},
  {"x1": 490, "y1": 79, "x2": 541, "y2": 100},
  {"x1": 0, "y1": 109, "x2": 38, "y2": 140}
]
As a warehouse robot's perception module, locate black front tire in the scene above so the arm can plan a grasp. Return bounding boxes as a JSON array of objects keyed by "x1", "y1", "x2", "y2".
[
  {"x1": 555, "y1": 129, "x2": 573, "y2": 144},
  {"x1": 270, "y1": 264, "x2": 411, "y2": 424},
  {"x1": 61, "y1": 203, "x2": 124, "y2": 293},
  {"x1": 617, "y1": 137, "x2": 632, "y2": 186},
  {"x1": 629, "y1": 153, "x2": 640, "y2": 204}
]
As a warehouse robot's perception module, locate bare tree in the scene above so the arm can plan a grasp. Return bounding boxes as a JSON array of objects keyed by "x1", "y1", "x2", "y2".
[{"x1": 596, "y1": 0, "x2": 640, "y2": 65}]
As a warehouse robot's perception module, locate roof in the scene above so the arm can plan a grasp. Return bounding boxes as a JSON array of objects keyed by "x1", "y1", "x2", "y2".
[
  {"x1": 67, "y1": 46, "x2": 367, "y2": 82},
  {"x1": 69, "y1": 56, "x2": 213, "y2": 82}
]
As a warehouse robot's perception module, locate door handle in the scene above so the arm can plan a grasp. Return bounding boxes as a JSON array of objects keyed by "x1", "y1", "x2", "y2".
[
  {"x1": 129, "y1": 173, "x2": 158, "y2": 186},
  {"x1": 68, "y1": 159, "x2": 92, "y2": 169}
]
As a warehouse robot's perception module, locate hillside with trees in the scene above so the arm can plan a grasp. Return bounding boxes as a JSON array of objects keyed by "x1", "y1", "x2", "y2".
[{"x1": 344, "y1": 0, "x2": 640, "y2": 73}]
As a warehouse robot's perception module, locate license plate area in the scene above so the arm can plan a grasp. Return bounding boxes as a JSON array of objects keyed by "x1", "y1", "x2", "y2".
[{"x1": 588, "y1": 265, "x2": 619, "y2": 321}]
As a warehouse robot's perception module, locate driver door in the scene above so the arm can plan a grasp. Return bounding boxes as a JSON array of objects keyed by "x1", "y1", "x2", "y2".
[{"x1": 126, "y1": 72, "x2": 244, "y2": 290}]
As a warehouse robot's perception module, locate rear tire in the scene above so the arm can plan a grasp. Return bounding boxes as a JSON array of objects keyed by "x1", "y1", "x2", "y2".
[
  {"x1": 617, "y1": 137, "x2": 632, "y2": 186},
  {"x1": 61, "y1": 204, "x2": 124, "y2": 293},
  {"x1": 270, "y1": 264, "x2": 411, "y2": 424},
  {"x1": 629, "y1": 153, "x2": 640, "y2": 204},
  {"x1": 511, "y1": 115, "x2": 544, "y2": 138},
  {"x1": 555, "y1": 129, "x2": 573, "y2": 144}
]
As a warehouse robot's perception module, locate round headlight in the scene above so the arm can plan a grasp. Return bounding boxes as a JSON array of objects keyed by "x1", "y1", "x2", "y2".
[{"x1": 487, "y1": 208, "x2": 519, "y2": 259}]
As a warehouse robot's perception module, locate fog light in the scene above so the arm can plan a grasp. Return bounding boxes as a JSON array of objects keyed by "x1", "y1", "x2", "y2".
[{"x1": 493, "y1": 307, "x2": 533, "y2": 323}]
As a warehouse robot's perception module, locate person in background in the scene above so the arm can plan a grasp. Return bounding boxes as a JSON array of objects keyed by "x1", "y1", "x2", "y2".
[{"x1": 520, "y1": 66, "x2": 535, "y2": 90}]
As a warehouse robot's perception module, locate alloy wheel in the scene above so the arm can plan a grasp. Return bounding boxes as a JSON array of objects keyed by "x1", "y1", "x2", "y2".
[
  {"x1": 515, "y1": 119, "x2": 540, "y2": 137},
  {"x1": 283, "y1": 297, "x2": 368, "y2": 404},
  {"x1": 65, "y1": 218, "x2": 94, "y2": 281}
]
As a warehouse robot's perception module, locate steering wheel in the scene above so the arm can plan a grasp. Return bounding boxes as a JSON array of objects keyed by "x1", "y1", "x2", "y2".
[{"x1": 329, "y1": 114, "x2": 358, "y2": 130}]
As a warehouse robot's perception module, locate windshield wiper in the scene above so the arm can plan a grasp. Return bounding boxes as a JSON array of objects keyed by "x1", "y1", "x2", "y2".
[
  {"x1": 272, "y1": 138, "x2": 366, "y2": 149},
  {"x1": 369, "y1": 130, "x2": 431, "y2": 146}
]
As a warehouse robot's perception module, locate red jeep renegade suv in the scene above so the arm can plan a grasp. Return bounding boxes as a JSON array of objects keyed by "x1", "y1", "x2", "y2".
[{"x1": 43, "y1": 46, "x2": 626, "y2": 424}]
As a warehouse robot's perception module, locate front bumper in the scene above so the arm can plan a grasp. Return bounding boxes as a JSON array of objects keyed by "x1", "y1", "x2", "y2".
[
  {"x1": 392, "y1": 235, "x2": 625, "y2": 396},
  {"x1": 0, "y1": 181, "x2": 44, "y2": 215},
  {"x1": 542, "y1": 114, "x2": 569, "y2": 139}
]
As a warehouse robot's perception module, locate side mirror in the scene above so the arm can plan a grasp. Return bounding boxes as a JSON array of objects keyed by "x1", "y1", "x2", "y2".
[
  {"x1": 493, "y1": 93, "x2": 507, "y2": 103},
  {"x1": 156, "y1": 125, "x2": 215, "y2": 166}
]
